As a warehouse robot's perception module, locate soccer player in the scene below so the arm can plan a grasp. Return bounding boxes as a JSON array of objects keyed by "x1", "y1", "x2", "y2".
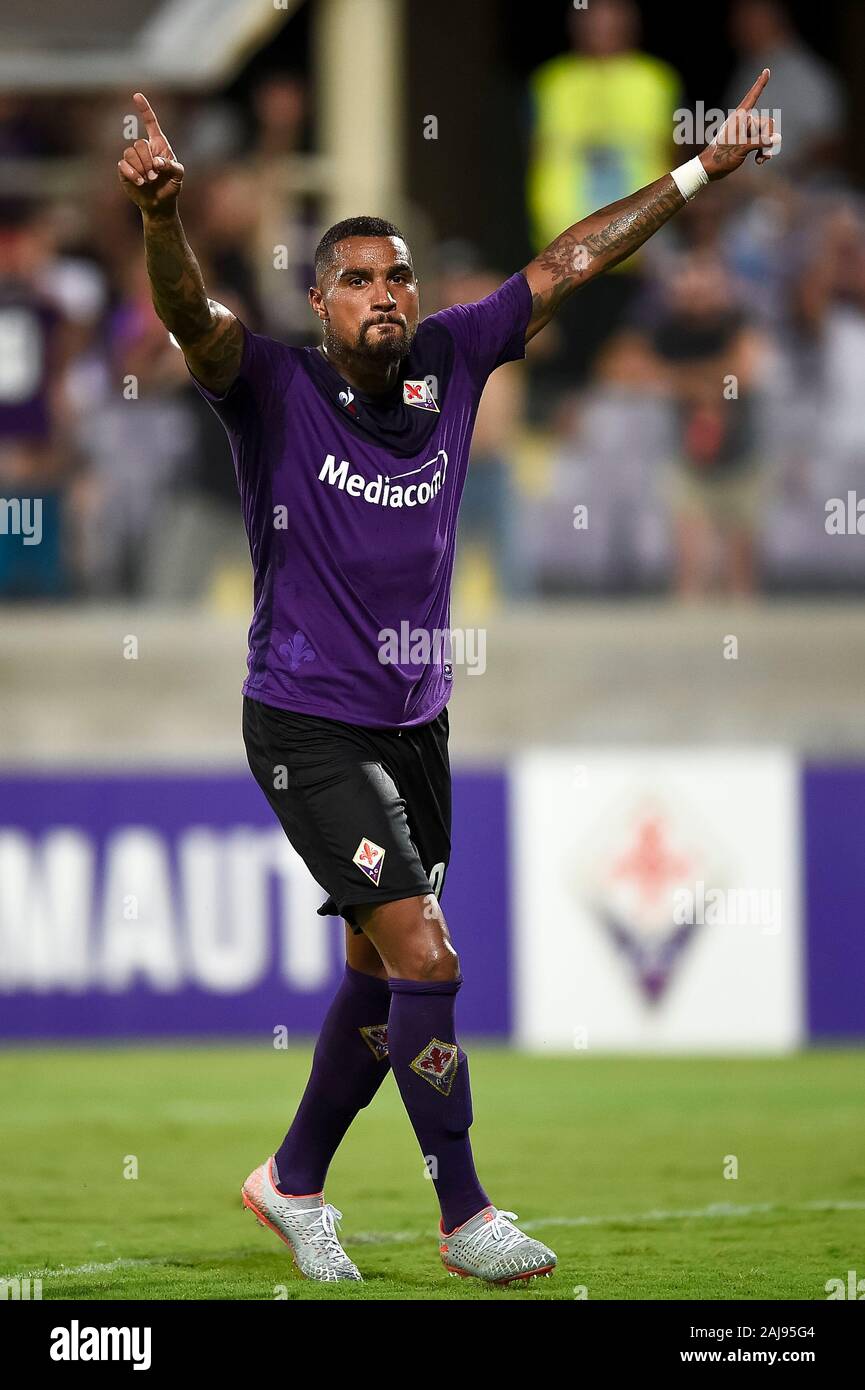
[{"x1": 119, "y1": 77, "x2": 775, "y2": 1284}]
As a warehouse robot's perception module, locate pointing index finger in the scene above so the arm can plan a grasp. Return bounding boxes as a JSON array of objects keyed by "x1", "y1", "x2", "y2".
[
  {"x1": 133, "y1": 91, "x2": 163, "y2": 141},
  {"x1": 738, "y1": 67, "x2": 770, "y2": 112}
]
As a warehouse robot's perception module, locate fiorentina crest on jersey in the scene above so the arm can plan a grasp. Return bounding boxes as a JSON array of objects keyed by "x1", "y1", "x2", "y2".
[
  {"x1": 359, "y1": 1024, "x2": 389, "y2": 1060},
  {"x1": 353, "y1": 836, "x2": 386, "y2": 885},
  {"x1": 410, "y1": 1037, "x2": 459, "y2": 1095},
  {"x1": 403, "y1": 378, "x2": 439, "y2": 412}
]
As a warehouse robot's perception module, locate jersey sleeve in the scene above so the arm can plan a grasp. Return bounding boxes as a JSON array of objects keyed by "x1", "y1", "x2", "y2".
[
  {"x1": 186, "y1": 321, "x2": 298, "y2": 432},
  {"x1": 427, "y1": 271, "x2": 534, "y2": 390}
]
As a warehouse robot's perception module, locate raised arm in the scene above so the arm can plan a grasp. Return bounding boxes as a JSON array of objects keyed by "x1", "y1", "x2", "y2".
[
  {"x1": 117, "y1": 92, "x2": 244, "y2": 394},
  {"x1": 522, "y1": 70, "x2": 777, "y2": 343}
]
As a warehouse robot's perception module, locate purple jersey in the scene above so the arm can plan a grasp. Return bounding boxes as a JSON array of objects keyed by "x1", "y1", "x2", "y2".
[{"x1": 191, "y1": 270, "x2": 533, "y2": 727}]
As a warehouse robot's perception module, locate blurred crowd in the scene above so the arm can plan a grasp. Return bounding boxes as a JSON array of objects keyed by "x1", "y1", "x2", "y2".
[{"x1": 1, "y1": 0, "x2": 864, "y2": 606}]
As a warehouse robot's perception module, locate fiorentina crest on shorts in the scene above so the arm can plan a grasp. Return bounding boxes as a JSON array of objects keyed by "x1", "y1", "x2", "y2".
[
  {"x1": 359, "y1": 1024, "x2": 389, "y2": 1060},
  {"x1": 353, "y1": 836, "x2": 386, "y2": 885},
  {"x1": 403, "y1": 378, "x2": 439, "y2": 412},
  {"x1": 410, "y1": 1038, "x2": 458, "y2": 1096}
]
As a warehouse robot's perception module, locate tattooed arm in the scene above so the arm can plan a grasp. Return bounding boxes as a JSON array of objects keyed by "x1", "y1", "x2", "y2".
[
  {"x1": 141, "y1": 211, "x2": 243, "y2": 393},
  {"x1": 522, "y1": 175, "x2": 685, "y2": 343},
  {"x1": 118, "y1": 92, "x2": 243, "y2": 394},
  {"x1": 522, "y1": 69, "x2": 776, "y2": 344}
]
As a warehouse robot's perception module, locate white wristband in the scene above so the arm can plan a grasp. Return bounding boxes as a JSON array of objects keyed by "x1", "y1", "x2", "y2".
[{"x1": 670, "y1": 156, "x2": 709, "y2": 201}]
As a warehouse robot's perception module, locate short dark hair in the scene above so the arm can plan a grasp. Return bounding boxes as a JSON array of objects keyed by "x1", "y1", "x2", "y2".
[{"x1": 313, "y1": 215, "x2": 407, "y2": 283}]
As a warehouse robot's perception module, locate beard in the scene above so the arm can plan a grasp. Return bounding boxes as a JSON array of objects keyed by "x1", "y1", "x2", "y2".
[{"x1": 323, "y1": 315, "x2": 415, "y2": 366}]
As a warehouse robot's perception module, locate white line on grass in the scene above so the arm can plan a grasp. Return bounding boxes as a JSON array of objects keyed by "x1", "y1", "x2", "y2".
[
  {"x1": 14, "y1": 1257, "x2": 165, "y2": 1279},
  {"x1": 13, "y1": 1199, "x2": 863, "y2": 1279},
  {"x1": 522, "y1": 1199, "x2": 865, "y2": 1230}
]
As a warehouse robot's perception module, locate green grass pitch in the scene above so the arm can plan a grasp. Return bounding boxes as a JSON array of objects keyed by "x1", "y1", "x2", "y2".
[{"x1": 1, "y1": 1044, "x2": 862, "y2": 1300}]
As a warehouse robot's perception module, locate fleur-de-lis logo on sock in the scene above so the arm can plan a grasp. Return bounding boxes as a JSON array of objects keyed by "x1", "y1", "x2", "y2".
[
  {"x1": 410, "y1": 1037, "x2": 458, "y2": 1095},
  {"x1": 359, "y1": 1024, "x2": 389, "y2": 1061},
  {"x1": 279, "y1": 631, "x2": 317, "y2": 672}
]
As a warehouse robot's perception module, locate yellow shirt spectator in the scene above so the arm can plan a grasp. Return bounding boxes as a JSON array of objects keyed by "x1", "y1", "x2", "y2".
[{"x1": 527, "y1": 51, "x2": 682, "y2": 263}]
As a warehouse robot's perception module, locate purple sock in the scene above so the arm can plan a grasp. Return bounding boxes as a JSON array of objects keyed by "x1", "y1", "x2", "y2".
[
  {"x1": 273, "y1": 963, "x2": 391, "y2": 1194},
  {"x1": 386, "y1": 975, "x2": 491, "y2": 1233}
]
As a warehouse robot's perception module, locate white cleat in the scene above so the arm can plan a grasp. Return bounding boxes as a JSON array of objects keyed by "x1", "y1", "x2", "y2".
[
  {"x1": 439, "y1": 1205, "x2": 557, "y2": 1284},
  {"x1": 241, "y1": 1157, "x2": 362, "y2": 1282}
]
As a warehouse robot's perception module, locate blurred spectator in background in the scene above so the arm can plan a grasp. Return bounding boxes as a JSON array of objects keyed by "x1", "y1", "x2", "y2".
[
  {"x1": 247, "y1": 70, "x2": 319, "y2": 340},
  {"x1": 250, "y1": 71, "x2": 307, "y2": 159},
  {"x1": 0, "y1": 95, "x2": 68, "y2": 158},
  {"x1": 178, "y1": 92, "x2": 245, "y2": 167},
  {"x1": 70, "y1": 249, "x2": 251, "y2": 603},
  {"x1": 0, "y1": 9, "x2": 859, "y2": 607},
  {"x1": 789, "y1": 199, "x2": 865, "y2": 489},
  {"x1": 31, "y1": 200, "x2": 110, "y2": 413},
  {"x1": 607, "y1": 251, "x2": 770, "y2": 597},
  {"x1": 0, "y1": 202, "x2": 72, "y2": 597},
  {"x1": 70, "y1": 257, "x2": 196, "y2": 597},
  {"x1": 724, "y1": 0, "x2": 845, "y2": 183},
  {"x1": 192, "y1": 171, "x2": 264, "y2": 328},
  {"x1": 525, "y1": 0, "x2": 682, "y2": 398},
  {"x1": 433, "y1": 242, "x2": 530, "y2": 604}
]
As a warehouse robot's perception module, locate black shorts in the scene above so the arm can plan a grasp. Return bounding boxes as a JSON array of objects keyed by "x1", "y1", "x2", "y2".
[{"x1": 242, "y1": 695, "x2": 451, "y2": 932}]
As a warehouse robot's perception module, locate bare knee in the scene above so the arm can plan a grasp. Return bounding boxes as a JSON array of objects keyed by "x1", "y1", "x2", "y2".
[
  {"x1": 354, "y1": 894, "x2": 461, "y2": 982},
  {"x1": 402, "y1": 930, "x2": 460, "y2": 982}
]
